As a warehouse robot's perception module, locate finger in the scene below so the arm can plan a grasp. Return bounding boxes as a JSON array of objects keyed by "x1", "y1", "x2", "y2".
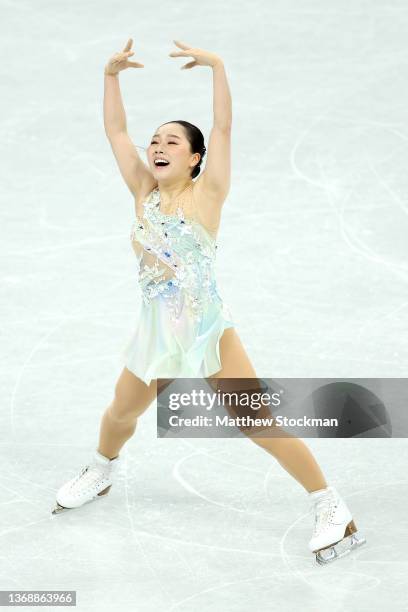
[
  {"x1": 169, "y1": 50, "x2": 188, "y2": 57},
  {"x1": 118, "y1": 51, "x2": 133, "y2": 61},
  {"x1": 173, "y1": 39, "x2": 191, "y2": 50},
  {"x1": 127, "y1": 61, "x2": 144, "y2": 68},
  {"x1": 123, "y1": 38, "x2": 133, "y2": 52},
  {"x1": 181, "y1": 60, "x2": 197, "y2": 70}
]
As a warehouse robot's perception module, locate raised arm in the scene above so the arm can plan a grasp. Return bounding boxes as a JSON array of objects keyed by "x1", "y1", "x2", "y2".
[
  {"x1": 104, "y1": 39, "x2": 155, "y2": 199},
  {"x1": 202, "y1": 59, "x2": 232, "y2": 200},
  {"x1": 169, "y1": 41, "x2": 232, "y2": 204}
]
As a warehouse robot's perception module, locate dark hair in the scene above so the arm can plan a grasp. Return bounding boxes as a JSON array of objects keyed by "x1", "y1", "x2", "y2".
[{"x1": 160, "y1": 120, "x2": 206, "y2": 179}]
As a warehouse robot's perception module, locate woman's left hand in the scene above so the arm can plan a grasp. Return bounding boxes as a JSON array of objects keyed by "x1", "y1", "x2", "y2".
[{"x1": 169, "y1": 40, "x2": 222, "y2": 69}]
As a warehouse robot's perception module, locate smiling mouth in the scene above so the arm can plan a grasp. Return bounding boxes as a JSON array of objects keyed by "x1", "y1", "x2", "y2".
[{"x1": 154, "y1": 160, "x2": 170, "y2": 168}]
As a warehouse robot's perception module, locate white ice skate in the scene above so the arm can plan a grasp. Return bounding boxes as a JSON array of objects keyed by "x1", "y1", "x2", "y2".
[
  {"x1": 51, "y1": 450, "x2": 120, "y2": 515},
  {"x1": 308, "y1": 485, "x2": 366, "y2": 565}
]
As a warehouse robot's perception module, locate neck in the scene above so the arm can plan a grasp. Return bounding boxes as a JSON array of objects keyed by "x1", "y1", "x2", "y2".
[{"x1": 157, "y1": 177, "x2": 193, "y2": 206}]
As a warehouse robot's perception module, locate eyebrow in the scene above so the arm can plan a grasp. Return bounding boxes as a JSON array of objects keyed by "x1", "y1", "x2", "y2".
[{"x1": 152, "y1": 134, "x2": 181, "y2": 139}]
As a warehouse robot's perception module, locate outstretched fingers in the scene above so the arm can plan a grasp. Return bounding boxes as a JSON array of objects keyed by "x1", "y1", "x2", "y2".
[
  {"x1": 169, "y1": 49, "x2": 189, "y2": 57},
  {"x1": 122, "y1": 38, "x2": 133, "y2": 52},
  {"x1": 127, "y1": 60, "x2": 144, "y2": 68},
  {"x1": 181, "y1": 60, "x2": 197, "y2": 70},
  {"x1": 173, "y1": 39, "x2": 192, "y2": 50}
]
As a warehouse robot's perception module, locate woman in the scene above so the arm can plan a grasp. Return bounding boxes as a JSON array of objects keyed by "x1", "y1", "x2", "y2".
[{"x1": 52, "y1": 38, "x2": 365, "y2": 565}]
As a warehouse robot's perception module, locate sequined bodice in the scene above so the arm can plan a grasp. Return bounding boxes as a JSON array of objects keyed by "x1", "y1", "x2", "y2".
[{"x1": 130, "y1": 187, "x2": 222, "y2": 323}]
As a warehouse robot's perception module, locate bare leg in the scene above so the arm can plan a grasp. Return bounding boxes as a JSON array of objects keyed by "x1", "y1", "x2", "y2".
[
  {"x1": 208, "y1": 328, "x2": 328, "y2": 493},
  {"x1": 97, "y1": 367, "x2": 157, "y2": 459}
]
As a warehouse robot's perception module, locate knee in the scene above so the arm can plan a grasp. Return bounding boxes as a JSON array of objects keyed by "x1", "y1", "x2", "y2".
[{"x1": 107, "y1": 399, "x2": 139, "y2": 425}]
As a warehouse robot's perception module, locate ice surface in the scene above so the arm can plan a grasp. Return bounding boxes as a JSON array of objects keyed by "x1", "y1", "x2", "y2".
[{"x1": 1, "y1": 0, "x2": 407, "y2": 610}]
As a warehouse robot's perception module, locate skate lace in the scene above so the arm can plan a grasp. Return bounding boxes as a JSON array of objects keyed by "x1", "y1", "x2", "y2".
[
  {"x1": 70, "y1": 463, "x2": 109, "y2": 492},
  {"x1": 313, "y1": 496, "x2": 338, "y2": 535}
]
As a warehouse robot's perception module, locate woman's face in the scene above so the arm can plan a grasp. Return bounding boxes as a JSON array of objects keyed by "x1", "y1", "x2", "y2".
[{"x1": 147, "y1": 123, "x2": 200, "y2": 180}]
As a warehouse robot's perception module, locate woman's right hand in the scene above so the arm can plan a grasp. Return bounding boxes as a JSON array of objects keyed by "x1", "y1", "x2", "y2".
[{"x1": 104, "y1": 38, "x2": 144, "y2": 75}]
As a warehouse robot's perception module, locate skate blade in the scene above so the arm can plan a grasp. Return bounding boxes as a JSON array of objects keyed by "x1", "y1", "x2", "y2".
[
  {"x1": 316, "y1": 532, "x2": 367, "y2": 565},
  {"x1": 51, "y1": 485, "x2": 112, "y2": 515},
  {"x1": 51, "y1": 503, "x2": 73, "y2": 515}
]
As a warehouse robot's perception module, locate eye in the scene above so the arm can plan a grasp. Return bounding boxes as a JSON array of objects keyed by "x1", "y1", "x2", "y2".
[{"x1": 150, "y1": 140, "x2": 178, "y2": 145}]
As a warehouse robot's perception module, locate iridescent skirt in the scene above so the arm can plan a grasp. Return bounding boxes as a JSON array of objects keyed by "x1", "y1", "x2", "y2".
[{"x1": 121, "y1": 291, "x2": 235, "y2": 386}]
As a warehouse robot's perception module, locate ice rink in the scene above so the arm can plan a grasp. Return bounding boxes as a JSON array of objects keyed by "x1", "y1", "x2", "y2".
[{"x1": 1, "y1": 0, "x2": 407, "y2": 610}]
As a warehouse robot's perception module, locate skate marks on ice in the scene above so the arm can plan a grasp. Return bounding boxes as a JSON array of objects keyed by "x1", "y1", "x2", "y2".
[
  {"x1": 279, "y1": 480, "x2": 408, "y2": 606},
  {"x1": 161, "y1": 442, "x2": 377, "y2": 612},
  {"x1": 289, "y1": 116, "x2": 408, "y2": 361},
  {"x1": 290, "y1": 116, "x2": 408, "y2": 282}
]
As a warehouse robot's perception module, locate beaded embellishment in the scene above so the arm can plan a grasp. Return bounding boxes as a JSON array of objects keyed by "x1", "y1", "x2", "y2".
[{"x1": 130, "y1": 187, "x2": 221, "y2": 324}]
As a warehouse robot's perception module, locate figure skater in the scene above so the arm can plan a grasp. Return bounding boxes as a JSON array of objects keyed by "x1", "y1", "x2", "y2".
[{"x1": 52, "y1": 38, "x2": 366, "y2": 565}]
